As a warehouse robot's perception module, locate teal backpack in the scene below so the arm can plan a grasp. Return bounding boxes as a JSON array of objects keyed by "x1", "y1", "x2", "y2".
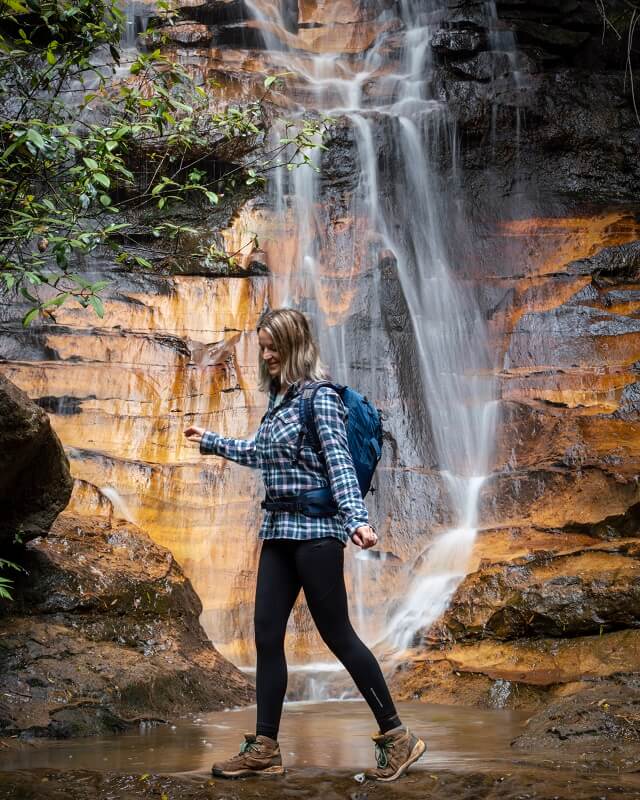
[{"x1": 261, "y1": 381, "x2": 383, "y2": 518}]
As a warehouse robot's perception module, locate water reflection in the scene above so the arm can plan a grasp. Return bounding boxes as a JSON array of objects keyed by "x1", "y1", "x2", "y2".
[{"x1": 2, "y1": 701, "x2": 529, "y2": 773}]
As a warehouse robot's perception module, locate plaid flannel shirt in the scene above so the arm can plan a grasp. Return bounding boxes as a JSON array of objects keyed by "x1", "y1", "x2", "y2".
[{"x1": 199, "y1": 382, "x2": 369, "y2": 544}]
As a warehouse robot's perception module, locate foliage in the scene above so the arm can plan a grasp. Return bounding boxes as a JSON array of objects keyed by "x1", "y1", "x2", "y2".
[
  {"x1": 0, "y1": 0, "x2": 329, "y2": 324},
  {"x1": 0, "y1": 557, "x2": 25, "y2": 600}
]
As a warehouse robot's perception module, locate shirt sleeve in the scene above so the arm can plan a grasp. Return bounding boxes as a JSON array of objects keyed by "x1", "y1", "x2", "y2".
[
  {"x1": 313, "y1": 386, "x2": 369, "y2": 538},
  {"x1": 199, "y1": 430, "x2": 261, "y2": 469}
]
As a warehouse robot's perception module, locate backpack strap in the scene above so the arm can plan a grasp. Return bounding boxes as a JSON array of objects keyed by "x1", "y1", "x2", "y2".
[{"x1": 291, "y1": 380, "x2": 342, "y2": 466}]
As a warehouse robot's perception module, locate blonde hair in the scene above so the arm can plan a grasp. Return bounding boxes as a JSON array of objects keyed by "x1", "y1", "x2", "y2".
[{"x1": 256, "y1": 308, "x2": 328, "y2": 392}]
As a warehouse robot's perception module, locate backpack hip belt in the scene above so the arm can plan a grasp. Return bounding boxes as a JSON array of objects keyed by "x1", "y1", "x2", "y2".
[{"x1": 261, "y1": 486, "x2": 338, "y2": 518}]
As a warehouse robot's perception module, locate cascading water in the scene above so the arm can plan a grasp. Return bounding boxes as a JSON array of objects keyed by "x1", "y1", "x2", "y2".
[
  {"x1": 238, "y1": 0, "x2": 505, "y2": 687},
  {"x1": 52, "y1": 0, "x2": 510, "y2": 695}
]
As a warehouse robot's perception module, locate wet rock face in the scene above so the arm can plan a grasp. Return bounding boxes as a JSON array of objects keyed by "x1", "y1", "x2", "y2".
[
  {"x1": 0, "y1": 513, "x2": 254, "y2": 739},
  {"x1": 175, "y1": 0, "x2": 246, "y2": 25},
  {"x1": 429, "y1": 1, "x2": 640, "y2": 211},
  {"x1": 512, "y1": 676, "x2": 640, "y2": 751},
  {"x1": 390, "y1": 223, "x2": 640, "y2": 693},
  {"x1": 431, "y1": 28, "x2": 485, "y2": 55},
  {"x1": 393, "y1": 230, "x2": 640, "y2": 711},
  {"x1": 1, "y1": 0, "x2": 640, "y2": 717},
  {"x1": 155, "y1": 22, "x2": 212, "y2": 45},
  {"x1": 439, "y1": 542, "x2": 640, "y2": 641},
  {"x1": 0, "y1": 375, "x2": 73, "y2": 546}
]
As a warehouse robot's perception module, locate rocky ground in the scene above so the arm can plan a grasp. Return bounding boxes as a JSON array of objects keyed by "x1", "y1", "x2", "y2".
[
  {"x1": 0, "y1": 512, "x2": 254, "y2": 740},
  {"x1": 1, "y1": 764, "x2": 640, "y2": 800}
]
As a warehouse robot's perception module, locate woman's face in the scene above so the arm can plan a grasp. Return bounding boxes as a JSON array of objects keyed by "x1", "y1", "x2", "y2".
[{"x1": 258, "y1": 328, "x2": 281, "y2": 379}]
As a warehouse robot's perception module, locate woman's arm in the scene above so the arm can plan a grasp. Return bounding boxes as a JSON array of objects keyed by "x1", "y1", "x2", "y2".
[
  {"x1": 184, "y1": 426, "x2": 261, "y2": 469},
  {"x1": 313, "y1": 387, "x2": 370, "y2": 539}
]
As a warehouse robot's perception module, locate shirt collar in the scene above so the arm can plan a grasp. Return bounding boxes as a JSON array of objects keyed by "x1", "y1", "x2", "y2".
[{"x1": 269, "y1": 380, "x2": 303, "y2": 405}]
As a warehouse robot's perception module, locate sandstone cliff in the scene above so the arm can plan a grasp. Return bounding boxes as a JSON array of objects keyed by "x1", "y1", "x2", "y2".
[{"x1": 1, "y1": 0, "x2": 639, "y2": 727}]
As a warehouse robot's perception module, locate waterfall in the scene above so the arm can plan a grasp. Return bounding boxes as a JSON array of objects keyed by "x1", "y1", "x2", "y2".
[
  {"x1": 238, "y1": 0, "x2": 505, "y2": 678},
  {"x1": 53, "y1": 0, "x2": 511, "y2": 691}
]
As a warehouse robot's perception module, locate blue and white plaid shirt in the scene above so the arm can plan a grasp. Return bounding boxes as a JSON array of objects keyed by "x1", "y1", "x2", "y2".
[{"x1": 199, "y1": 382, "x2": 369, "y2": 544}]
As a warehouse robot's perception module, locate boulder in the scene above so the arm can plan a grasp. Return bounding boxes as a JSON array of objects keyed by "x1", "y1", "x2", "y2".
[
  {"x1": 153, "y1": 22, "x2": 212, "y2": 45},
  {"x1": 0, "y1": 375, "x2": 73, "y2": 547},
  {"x1": 0, "y1": 513, "x2": 254, "y2": 739},
  {"x1": 437, "y1": 542, "x2": 640, "y2": 641}
]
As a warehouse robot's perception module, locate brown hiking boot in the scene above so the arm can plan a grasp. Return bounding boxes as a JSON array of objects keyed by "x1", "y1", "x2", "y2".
[
  {"x1": 211, "y1": 733, "x2": 285, "y2": 778},
  {"x1": 363, "y1": 725, "x2": 426, "y2": 782}
]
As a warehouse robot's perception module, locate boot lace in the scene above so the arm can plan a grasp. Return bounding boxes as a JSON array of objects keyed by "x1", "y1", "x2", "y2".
[
  {"x1": 374, "y1": 739, "x2": 394, "y2": 768},
  {"x1": 239, "y1": 739, "x2": 261, "y2": 755}
]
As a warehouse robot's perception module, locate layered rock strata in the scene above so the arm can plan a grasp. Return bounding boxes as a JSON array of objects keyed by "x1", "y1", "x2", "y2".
[{"x1": 1, "y1": 0, "x2": 640, "y2": 711}]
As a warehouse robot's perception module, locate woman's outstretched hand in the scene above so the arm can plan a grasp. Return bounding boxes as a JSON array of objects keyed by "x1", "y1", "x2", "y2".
[
  {"x1": 352, "y1": 525, "x2": 377, "y2": 549},
  {"x1": 184, "y1": 426, "x2": 205, "y2": 443}
]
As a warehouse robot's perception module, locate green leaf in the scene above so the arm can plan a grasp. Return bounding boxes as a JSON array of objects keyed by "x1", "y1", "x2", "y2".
[
  {"x1": 103, "y1": 223, "x2": 130, "y2": 234},
  {"x1": 4, "y1": 0, "x2": 29, "y2": 13},
  {"x1": 83, "y1": 157, "x2": 99, "y2": 171},
  {"x1": 22, "y1": 307, "x2": 40, "y2": 327},
  {"x1": 42, "y1": 293, "x2": 70, "y2": 308},
  {"x1": 20, "y1": 286, "x2": 37, "y2": 303},
  {"x1": 93, "y1": 173, "x2": 110, "y2": 188},
  {"x1": 204, "y1": 191, "x2": 219, "y2": 205},
  {"x1": 264, "y1": 75, "x2": 277, "y2": 89},
  {"x1": 68, "y1": 274, "x2": 92, "y2": 289},
  {"x1": 1, "y1": 134, "x2": 27, "y2": 160},
  {"x1": 88, "y1": 295, "x2": 104, "y2": 318},
  {"x1": 0, "y1": 581, "x2": 13, "y2": 600},
  {"x1": 99, "y1": 194, "x2": 111, "y2": 206},
  {"x1": 26, "y1": 129, "x2": 45, "y2": 150}
]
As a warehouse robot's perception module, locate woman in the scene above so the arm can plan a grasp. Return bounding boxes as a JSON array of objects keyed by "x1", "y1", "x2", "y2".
[{"x1": 184, "y1": 308, "x2": 425, "y2": 782}]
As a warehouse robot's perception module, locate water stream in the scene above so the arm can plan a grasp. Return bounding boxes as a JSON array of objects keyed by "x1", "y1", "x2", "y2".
[{"x1": 0, "y1": 701, "x2": 529, "y2": 772}]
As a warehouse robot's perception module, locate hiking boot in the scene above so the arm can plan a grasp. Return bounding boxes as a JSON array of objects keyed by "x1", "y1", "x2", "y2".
[
  {"x1": 211, "y1": 733, "x2": 285, "y2": 778},
  {"x1": 363, "y1": 725, "x2": 426, "y2": 782}
]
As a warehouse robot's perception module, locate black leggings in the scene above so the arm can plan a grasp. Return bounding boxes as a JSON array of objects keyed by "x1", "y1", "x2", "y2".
[{"x1": 254, "y1": 536, "x2": 401, "y2": 740}]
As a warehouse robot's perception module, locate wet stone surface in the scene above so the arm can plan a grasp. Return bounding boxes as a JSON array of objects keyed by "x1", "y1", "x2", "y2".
[
  {"x1": 1, "y1": 765, "x2": 640, "y2": 800},
  {"x1": 1, "y1": 701, "x2": 640, "y2": 799},
  {"x1": 0, "y1": 513, "x2": 254, "y2": 740}
]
